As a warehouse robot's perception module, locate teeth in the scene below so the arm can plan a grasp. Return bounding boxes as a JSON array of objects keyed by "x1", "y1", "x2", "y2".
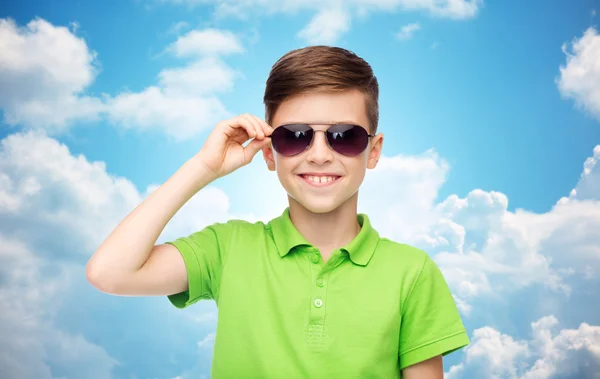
[{"x1": 304, "y1": 175, "x2": 338, "y2": 183}]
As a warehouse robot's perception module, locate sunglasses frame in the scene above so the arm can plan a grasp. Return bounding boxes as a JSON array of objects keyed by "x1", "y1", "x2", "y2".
[{"x1": 271, "y1": 122, "x2": 376, "y2": 157}]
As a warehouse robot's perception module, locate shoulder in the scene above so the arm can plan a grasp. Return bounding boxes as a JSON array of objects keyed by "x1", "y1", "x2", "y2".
[
  {"x1": 203, "y1": 217, "x2": 268, "y2": 236},
  {"x1": 377, "y1": 240, "x2": 452, "y2": 306},
  {"x1": 377, "y1": 237, "x2": 431, "y2": 268}
]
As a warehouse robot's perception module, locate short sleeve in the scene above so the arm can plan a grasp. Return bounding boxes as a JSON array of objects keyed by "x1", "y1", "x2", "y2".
[
  {"x1": 165, "y1": 220, "x2": 235, "y2": 309},
  {"x1": 398, "y1": 255, "x2": 470, "y2": 370}
]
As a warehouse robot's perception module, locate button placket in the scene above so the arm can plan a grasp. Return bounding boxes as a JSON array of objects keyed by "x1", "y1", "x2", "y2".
[
  {"x1": 308, "y1": 248, "x2": 327, "y2": 321},
  {"x1": 305, "y1": 248, "x2": 340, "y2": 351}
]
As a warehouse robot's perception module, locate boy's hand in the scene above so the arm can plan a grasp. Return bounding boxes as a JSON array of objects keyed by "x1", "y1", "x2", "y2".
[{"x1": 197, "y1": 114, "x2": 273, "y2": 179}]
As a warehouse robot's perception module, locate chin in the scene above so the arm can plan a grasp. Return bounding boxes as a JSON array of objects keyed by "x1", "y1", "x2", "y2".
[
  {"x1": 291, "y1": 194, "x2": 348, "y2": 214},
  {"x1": 302, "y1": 203, "x2": 340, "y2": 214}
]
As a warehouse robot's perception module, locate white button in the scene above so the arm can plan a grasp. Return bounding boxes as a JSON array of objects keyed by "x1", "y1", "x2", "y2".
[{"x1": 314, "y1": 299, "x2": 323, "y2": 308}]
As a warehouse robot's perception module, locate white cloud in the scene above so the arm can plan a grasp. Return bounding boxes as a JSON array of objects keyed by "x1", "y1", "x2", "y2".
[
  {"x1": 158, "y1": 57, "x2": 241, "y2": 97},
  {"x1": 0, "y1": 17, "x2": 104, "y2": 133},
  {"x1": 0, "y1": 18, "x2": 245, "y2": 141},
  {"x1": 157, "y1": 0, "x2": 483, "y2": 44},
  {"x1": 557, "y1": 27, "x2": 600, "y2": 122},
  {"x1": 446, "y1": 315, "x2": 600, "y2": 379},
  {"x1": 167, "y1": 28, "x2": 245, "y2": 57},
  {"x1": 0, "y1": 233, "x2": 119, "y2": 379},
  {"x1": 409, "y1": 0, "x2": 483, "y2": 19},
  {"x1": 106, "y1": 87, "x2": 231, "y2": 141},
  {"x1": 359, "y1": 148, "x2": 450, "y2": 243},
  {"x1": 107, "y1": 28, "x2": 245, "y2": 140},
  {"x1": 566, "y1": 145, "x2": 600, "y2": 201},
  {"x1": 395, "y1": 22, "x2": 421, "y2": 40},
  {"x1": 297, "y1": 6, "x2": 351, "y2": 45},
  {"x1": 215, "y1": 0, "x2": 484, "y2": 19},
  {"x1": 429, "y1": 189, "x2": 600, "y2": 306},
  {"x1": 0, "y1": 129, "x2": 141, "y2": 256}
]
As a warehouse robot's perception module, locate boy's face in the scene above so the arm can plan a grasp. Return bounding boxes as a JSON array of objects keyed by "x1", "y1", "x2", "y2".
[{"x1": 262, "y1": 88, "x2": 384, "y2": 214}]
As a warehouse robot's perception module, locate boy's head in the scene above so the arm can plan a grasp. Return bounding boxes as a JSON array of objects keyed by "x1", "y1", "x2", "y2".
[{"x1": 262, "y1": 45, "x2": 384, "y2": 214}]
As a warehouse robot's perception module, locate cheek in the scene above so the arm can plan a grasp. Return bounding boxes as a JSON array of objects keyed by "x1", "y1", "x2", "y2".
[
  {"x1": 346, "y1": 162, "x2": 368, "y2": 184},
  {"x1": 274, "y1": 157, "x2": 296, "y2": 179}
]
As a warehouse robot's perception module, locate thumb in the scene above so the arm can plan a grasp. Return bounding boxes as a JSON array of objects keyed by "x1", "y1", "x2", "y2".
[{"x1": 244, "y1": 137, "x2": 270, "y2": 163}]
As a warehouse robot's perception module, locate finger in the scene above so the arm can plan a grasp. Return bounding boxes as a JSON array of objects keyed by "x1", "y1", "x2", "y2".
[
  {"x1": 235, "y1": 115, "x2": 257, "y2": 140},
  {"x1": 221, "y1": 116, "x2": 255, "y2": 140},
  {"x1": 251, "y1": 115, "x2": 273, "y2": 137},
  {"x1": 243, "y1": 114, "x2": 264, "y2": 140},
  {"x1": 243, "y1": 137, "x2": 271, "y2": 164}
]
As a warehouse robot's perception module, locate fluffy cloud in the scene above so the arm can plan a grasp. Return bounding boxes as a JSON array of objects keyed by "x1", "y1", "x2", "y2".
[
  {"x1": 157, "y1": 0, "x2": 483, "y2": 43},
  {"x1": 0, "y1": 234, "x2": 119, "y2": 379},
  {"x1": 408, "y1": 0, "x2": 482, "y2": 19},
  {"x1": 0, "y1": 18, "x2": 104, "y2": 133},
  {"x1": 434, "y1": 181, "x2": 600, "y2": 307},
  {"x1": 557, "y1": 27, "x2": 600, "y2": 122},
  {"x1": 0, "y1": 17, "x2": 244, "y2": 141},
  {"x1": 446, "y1": 315, "x2": 600, "y2": 379},
  {"x1": 296, "y1": 6, "x2": 351, "y2": 45},
  {"x1": 167, "y1": 28, "x2": 244, "y2": 57},
  {"x1": 0, "y1": 131, "x2": 132, "y2": 377},
  {"x1": 0, "y1": 130, "x2": 141, "y2": 257},
  {"x1": 105, "y1": 53, "x2": 242, "y2": 140},
  {"x1": 106, "y1": 88, "x2": 230, "y2": 141},
  {"x1": 213, "y1": 0, "x2": 484, "y2": 19},
  {"x1": 566, "y1": 145, "x2": 600, "y2": 201},
  {"x1": 103, "y1": 26, "x2": 247, "y2": 140}
]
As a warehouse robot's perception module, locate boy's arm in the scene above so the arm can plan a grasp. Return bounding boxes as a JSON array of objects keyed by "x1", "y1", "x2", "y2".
[
  {"x1": 85, "y1": 114, "x2": 272, "y2": 296},
  {"x1": 86, "y1": 154, "x2": 217, "y2": 295},
  {"x1": 401, "y1": 355, "x2": 443, "y2": 379}
]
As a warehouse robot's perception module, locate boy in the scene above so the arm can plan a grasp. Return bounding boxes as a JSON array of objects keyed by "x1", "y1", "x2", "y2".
[{"x1": 87, "y1": 45, "x2": 469, "y2": 378}]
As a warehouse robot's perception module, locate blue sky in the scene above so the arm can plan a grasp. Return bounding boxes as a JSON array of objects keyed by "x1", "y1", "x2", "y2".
[{"x1": 1, "y1": 1, "x2": 600, "y2": 378}]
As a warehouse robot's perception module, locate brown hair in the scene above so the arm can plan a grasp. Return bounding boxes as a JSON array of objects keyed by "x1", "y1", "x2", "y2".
[{"x1": 263, "y1": 45, "x2": 379, "y2": 134}]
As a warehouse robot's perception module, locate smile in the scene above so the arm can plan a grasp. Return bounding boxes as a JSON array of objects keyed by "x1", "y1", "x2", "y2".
[{"x1": 297, "y1": 174, "x2": 342, "y2": 187}]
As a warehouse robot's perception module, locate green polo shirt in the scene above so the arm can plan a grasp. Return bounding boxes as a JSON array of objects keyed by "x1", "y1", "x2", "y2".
[{"x1": 166, "y1": 207, "x2": 469, "y2": 378}]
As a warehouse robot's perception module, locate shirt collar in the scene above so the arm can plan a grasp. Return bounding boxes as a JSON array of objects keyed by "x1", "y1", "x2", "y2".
[{"x1": 268, "y1": 207, "x2": 380, "y2": 266}]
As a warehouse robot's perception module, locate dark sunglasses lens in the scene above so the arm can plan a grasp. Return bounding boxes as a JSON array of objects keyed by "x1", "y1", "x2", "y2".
[
  {"x1": 271, "y1": 124, "x2": 314, "y2": 156},
  {"x1": 327, "y1": 124, "x2": 369, "y2": 156}
]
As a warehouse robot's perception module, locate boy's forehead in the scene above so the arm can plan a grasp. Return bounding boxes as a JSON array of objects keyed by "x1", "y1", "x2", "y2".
[{"x1": 272, "y1": 91, "x2": 369, "y2": 127}]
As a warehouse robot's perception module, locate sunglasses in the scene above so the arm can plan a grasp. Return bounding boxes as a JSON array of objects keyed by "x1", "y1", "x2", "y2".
[{"x1": 270, "y1": 123, "x2": 375, "y2": 157}]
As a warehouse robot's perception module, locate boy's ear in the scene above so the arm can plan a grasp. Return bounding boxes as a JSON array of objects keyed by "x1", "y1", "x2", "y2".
[
  {"x1": 367, "y1": 133, "x2": 384, "y2": 169},
  {"x1": 262, "y1": 143, "x2": 276, "y2": 171}
]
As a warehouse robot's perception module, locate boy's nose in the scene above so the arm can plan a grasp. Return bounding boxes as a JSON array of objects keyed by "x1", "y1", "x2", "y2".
[{"x1": 306, "y1": 131, "x2": 333, "y2": 164}]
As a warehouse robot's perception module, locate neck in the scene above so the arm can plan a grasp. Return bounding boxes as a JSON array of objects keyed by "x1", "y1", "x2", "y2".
[{"x1": 287, "y1": 193, "x2": 361, "y2": 254}]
